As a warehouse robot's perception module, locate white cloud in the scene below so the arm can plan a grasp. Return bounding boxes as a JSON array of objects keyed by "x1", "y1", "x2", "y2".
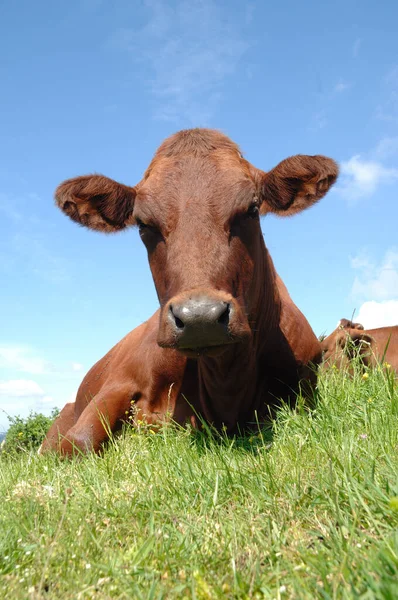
[
  {"x1": 351, "y1": 248, "x2": 398, "y2": 302},
  {"x1": 374, "y1": 136, "x2": 398, "y2": 159},
  {"x1": 376, "y1": 65, "x2": 398, "y2": 123},
  {"x1": 0, "y1": 193, "x2": 23, "y2": 222},
  {"x1": 334, "y1": 81, "x2": 351, "y2": 93},
  {"x1": 337, "y1": 155, "x2": 398, "y2": 202},
  {"x1": 356, "y1": 300, "x2": 398, "y2": 329},
  {"x1": 0, "y1": 379, "x2": 45, "y2": 397},
  {"x1": 0, "y1": 191, "x2": 71, "y2": 284},
  {"x1": 0, "y1": 346, "x2": 52, "y2": 375},
  {"x1": 310, "y1": 80, "x2": 352, "y2": 130},
  {"x1": 0, "y1": 345, "x2": 86, "y2": 378},
  {"x1": 0, "y1": 377, "x2": 78, "y2": 432},
  {"x1": 110, "y1": 0, "x2": 249, "y2": 123},
  {"x1": 311, "y1": 109, "x2": 327, "y2": 130},
  {"x1": 12, "y1": 232, "x2": 70, "y2": 284},
  {"x1": 353, "y1": 38, "x2": 361, "y2": 58},
  {"x1": 42, "y1": 395, "x2": 55, "y2": 404},
  {"x1": 0, "y1": 382, "x2": 62, "y2": 432},
  {"x1": 376, "y1": 94, "x2": 398, "y2": 123}
]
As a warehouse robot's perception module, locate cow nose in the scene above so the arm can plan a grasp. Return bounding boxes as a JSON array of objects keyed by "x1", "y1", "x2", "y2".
[
  {"x1": 168, "y1": 296, "x2": 231, "y2": 348},
  {"x1": 170, "y1": 300, "x2": 230, "y2": 329}
]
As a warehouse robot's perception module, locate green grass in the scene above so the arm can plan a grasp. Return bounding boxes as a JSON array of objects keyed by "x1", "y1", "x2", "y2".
[{"x1": 1, "y1": 365, "x2": 398, "y2": 599}]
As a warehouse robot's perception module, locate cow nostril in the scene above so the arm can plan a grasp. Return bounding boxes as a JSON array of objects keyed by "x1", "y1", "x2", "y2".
[
  {"x1": 170, "y1": 304, "x2": 185, "y2": 330},
  {"x1": 175, "y1": 316, "x2": 184, "y2": 329},
  {"x1": 217, "y1": 303, "x2": 230, "y2": 327}
]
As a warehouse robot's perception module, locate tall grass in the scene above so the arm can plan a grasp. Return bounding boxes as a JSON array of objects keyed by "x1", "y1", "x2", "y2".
[{"x1": 0, "y1": 365, "x2": 397, "y2": 599}]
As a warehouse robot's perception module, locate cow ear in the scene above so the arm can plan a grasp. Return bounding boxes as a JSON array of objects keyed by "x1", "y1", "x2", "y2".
[
  {"x1": 339, "y1": 318, "x2": 365, "y2": 330},
  {"x1": 55, "y1": 175, "x2": 137, "y2": 233},
  {"x1": 259, "y1": 155, "x2": 338, "y2": 216}
]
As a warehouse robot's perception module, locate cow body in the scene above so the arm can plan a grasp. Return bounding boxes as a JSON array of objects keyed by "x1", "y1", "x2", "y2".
[
  {"x1": 321, "y1": 320, "x2": 398, "y2": 372},
  {"x1": 41, "y1": 128, "x2": 338, "y2": 455}
]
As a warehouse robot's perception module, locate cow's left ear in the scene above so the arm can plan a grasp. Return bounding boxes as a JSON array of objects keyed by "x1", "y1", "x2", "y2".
[
  {"x1": 55, "y1": 174, "x2": 137, "y2": 233},
  {"x1": 259, "y1": 155, "x2": 339, "y2": 216}
]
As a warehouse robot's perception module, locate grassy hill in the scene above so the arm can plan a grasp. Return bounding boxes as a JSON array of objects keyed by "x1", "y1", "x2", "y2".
[{"x1": 0, "y1": 366, "x2": 397, "y2": 599}]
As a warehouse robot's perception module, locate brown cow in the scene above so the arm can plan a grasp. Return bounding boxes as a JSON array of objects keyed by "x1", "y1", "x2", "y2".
[
  {"x1": 41, "y1": 128, "x2": 338, "y2": 455},
  {"x1": 321, "y1": 322, "x2": 398, "y2": 372}
]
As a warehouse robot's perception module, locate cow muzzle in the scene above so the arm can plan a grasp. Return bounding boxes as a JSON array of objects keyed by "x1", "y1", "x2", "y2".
[{"x1": 157, "y1": 291, "x2": 249, "y2": 356}]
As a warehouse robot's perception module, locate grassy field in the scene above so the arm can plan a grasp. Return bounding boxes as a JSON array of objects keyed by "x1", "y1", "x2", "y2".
[{"x1": 1, "y1": 365, "x2": 397, "y2": 599}]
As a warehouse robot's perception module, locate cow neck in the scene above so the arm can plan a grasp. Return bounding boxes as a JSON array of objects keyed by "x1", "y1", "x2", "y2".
[{"x1": 195, "y1": 238, "x2": 281, "y2": 430}]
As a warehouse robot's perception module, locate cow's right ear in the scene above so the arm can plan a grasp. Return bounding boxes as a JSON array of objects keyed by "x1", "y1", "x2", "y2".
[
  {"x1": 55, "y1": 175, "x2": 137, "y2": 233},
  {"x1": 339, "y1": 318, "x2": 364, "y2": 330}
]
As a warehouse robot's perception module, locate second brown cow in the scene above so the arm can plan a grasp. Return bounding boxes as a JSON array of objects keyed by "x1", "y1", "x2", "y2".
[{"x1": 321, "y1": 319, "x2": 398, "y2": 373}]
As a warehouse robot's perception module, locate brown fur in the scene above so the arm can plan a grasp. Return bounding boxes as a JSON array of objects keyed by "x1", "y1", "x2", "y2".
[
  {"x1": 42, "y1": 129, "x2": 338, "y2": 455},
  {"x1": 338, "y1": 318, "x2": 364, "y2": 330}
]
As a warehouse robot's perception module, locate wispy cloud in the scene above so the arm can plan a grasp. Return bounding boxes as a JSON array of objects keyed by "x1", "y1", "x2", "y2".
[
  {"x1": 376, "y1": 65, "x2": 398, "y2": 123},
  {"x1": 0, "y1": 191, "x2": 71, "y2": 284},
  {"x1": 0, "y1": 345, "x2": 84, "y2": 377},
  {"x1": 11, "y1": 232, "x2": 70, "y2": 284},
  {"x1": 386, "y1": 65, "x2": 398, "y2": 86},
  {"x1": 0, "y1": 346, "x2": 53, "y2": 375},
  {"x1": 110, "y1": 0, "x2": 249, "y2": 124},
  {"x1": 0, "y1": 379, "x2": 45, "y2": 397},
  {"x1": 334, "y1": 80, "x2": 351, "y2": 94},
  {"x1": 374, "y1": 136, "x2": 398, "y2": 159},
  {"x1": 0, "y1": 346, "x2": 83, "y2": 430},
  {"x1": 336, "y1": 154, "x2": 398, "y2": 203},
  {"x1": 0, "y1": 193, "x2": 23, "y2": 222},
  {"x1": 311, "y1": 109, "x2": 327, "y2": 130},
  {"x1": 310, "y1": 80, "x2": 352, "y2": 130},
  {"x1": 350, "y1": 248, "x2": 398, "y2": 302},
  {"x1": 353, "y1": 38, "x2": 361, "y2": 58},
  {"x1": 0, "y1": 379, "x2": 57, "y2": 431}
]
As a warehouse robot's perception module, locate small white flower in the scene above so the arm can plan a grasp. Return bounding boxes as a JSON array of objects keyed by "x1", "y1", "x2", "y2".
[
  {"x1": 85, "y1": 563, "x2": 91, "y2": 569},
  {"x1": 42, "y1": 485, "x2": 54, "y2": 497}
]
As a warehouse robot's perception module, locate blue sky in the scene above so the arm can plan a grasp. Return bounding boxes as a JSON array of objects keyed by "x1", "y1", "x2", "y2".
[{"x1": 1, "y1": 0, "x2": 398, "y2": 431}]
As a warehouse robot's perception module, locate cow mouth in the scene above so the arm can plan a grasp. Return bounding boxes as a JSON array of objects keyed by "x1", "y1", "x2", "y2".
[{"x1": 177, "y1": 343, "x2": 234, "y2": 358}]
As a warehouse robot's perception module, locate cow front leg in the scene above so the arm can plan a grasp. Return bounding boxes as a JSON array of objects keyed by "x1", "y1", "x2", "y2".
[
  {"x1": 39, "y1": 402, "x2": 76, "y2": 454},
  {"x1": 57, "y1": 385, "x2": 135, "y2": 456}
]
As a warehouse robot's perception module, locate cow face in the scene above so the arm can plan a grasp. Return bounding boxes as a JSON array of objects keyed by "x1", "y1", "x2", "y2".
[
  {"x1": 321, "y1": 329, "x2": 373, "y2": 369},
  {"x1": 56, "y1": 129, "x2": 338, "y2": 357}
]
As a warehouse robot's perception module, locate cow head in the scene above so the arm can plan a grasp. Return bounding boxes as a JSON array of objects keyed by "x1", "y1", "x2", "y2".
[
  {"x1": 56, "y1": 129, "x2": 338, "y2": 357},
  {"x1": 321, "y1": 328, "x2": 372, "y2": 369}
]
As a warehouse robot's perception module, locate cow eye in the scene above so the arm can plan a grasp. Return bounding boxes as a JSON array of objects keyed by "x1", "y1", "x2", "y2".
[
  {"x1": 246, "y1": 203, "x2": 259, "y2": 218},
  {"x1": 135, "y1": 218, "x2": 164, "y2": 250},
  {"x1": 136, "y1": 218, "x2": 158, "y2": 234}
]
